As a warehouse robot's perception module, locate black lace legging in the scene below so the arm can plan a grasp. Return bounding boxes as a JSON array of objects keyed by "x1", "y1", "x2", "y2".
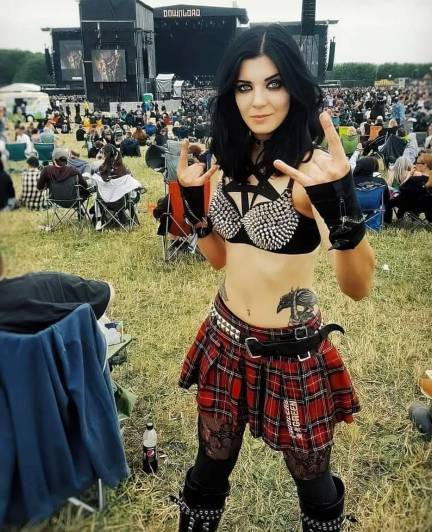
[{"x1": 189, "y1": 415, "x2": 337, "y2": 506}]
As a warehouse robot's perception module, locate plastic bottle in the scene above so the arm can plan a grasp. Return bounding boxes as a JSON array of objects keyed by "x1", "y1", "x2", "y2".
[{"x1": 143, "y1": 422, "x2": 158, "y2": 474}]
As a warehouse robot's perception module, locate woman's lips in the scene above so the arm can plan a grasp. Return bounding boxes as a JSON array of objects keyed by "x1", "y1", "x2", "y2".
[{"x1": 251, "y1": 114, "x2": 271, "y2": 122}]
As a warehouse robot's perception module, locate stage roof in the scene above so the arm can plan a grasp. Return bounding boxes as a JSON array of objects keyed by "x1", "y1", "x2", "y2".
[
  {"x1": 154, "y1": 4, "x2": 249, "y2": 24},
  {"x1": 251, "y1": 20, "x2": 339, "y2": 26}
]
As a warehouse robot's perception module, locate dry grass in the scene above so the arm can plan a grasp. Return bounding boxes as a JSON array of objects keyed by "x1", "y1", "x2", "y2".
[{"x1": 2, "y1": 133, "x2": 432, "y2": 532}]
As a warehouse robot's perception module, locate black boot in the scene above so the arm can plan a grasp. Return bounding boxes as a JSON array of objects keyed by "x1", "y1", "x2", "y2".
[
  {"x1": 170, "y1": 468, "x2": 229, "y2": 532},
  {"x1": 300, "y1": 476, "x2": 357, "y2": 531}
]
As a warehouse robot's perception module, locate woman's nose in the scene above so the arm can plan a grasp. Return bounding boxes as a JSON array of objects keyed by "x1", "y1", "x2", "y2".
[{"x1": 251, "y1": 88, "x2": 267, "y2": 108}]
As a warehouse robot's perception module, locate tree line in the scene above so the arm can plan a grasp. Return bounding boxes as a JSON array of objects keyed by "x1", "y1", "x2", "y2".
[
  {"x1": 0, "y1": 50, "x2": 52, "y2": 86},
  {"x1": 0, "y1": 49, "x2": 431, "y2": 88},
  {"x1": 329, "y1": 62, "x2": 432, "y2": 85}
]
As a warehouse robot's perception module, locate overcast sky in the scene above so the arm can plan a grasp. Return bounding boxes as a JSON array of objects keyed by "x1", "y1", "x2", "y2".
[{"x1": 1, "y1": 0, "x2": 431, "y2": 63}]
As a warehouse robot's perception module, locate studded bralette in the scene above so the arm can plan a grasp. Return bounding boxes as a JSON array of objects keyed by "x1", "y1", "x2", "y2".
[{"x1": 208, "y1": 176, "x2": 321, "y2": 255}]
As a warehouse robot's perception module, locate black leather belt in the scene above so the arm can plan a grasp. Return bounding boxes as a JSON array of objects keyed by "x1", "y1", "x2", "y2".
[{"x1": 244, "y1": 324, "x2": 345, "y2": 359}]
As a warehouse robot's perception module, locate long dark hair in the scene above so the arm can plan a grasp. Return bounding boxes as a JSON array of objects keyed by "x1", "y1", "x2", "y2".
[
  {"x1": 99, "y1": 144, "x2": 129, "y2": 181},
  {"x1": 209, "y1": 24, "x2": 323, "y2": 183}
]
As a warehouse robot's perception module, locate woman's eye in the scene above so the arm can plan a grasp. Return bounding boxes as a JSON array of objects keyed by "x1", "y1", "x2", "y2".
[
  {"x1": 267, "y1": 79, "x2": 283, "y2": 89},
  {"x1": 236, "y1": 84, "x2": 251, "y2": 92}
]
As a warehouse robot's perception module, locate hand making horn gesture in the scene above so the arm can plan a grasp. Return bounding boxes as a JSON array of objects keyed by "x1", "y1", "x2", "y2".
[
  {"x1": 177, "y1": 139, "x2": 219, "y2": 187},
  {"x1": 273, "y1": 111, "x2": 351, "y2": 187}
]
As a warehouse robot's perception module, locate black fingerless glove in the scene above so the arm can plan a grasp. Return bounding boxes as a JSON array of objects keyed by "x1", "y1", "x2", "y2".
[
  {"x1": 305, "y1": 170, "x2": 365, "y2": 250},
  {"x1": 180, "y1": 185, "x2": 213, "y2": 238}
]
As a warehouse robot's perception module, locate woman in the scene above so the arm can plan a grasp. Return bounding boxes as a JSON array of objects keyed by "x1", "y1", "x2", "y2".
[
  {"x1": 173, "y1": 25, "x2": 374, "y2": 532},
  {"x1": 391, "y1": 154, "x2": 432, "y2": 222},
  {"x1": 91, "y1": 144, "x2": 142, "y2": 229},
  {"x1": 132, "y1": 126, "x2": 148, "y2": 146}
]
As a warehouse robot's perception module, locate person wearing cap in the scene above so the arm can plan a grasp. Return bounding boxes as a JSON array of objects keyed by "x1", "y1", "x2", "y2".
[{"x1": 37, "y1": 148, "x2": 91, "y2": 197}]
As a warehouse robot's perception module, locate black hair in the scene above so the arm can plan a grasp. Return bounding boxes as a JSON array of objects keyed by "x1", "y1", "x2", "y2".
[
  {"x1": 99, "y1": 143, "x2": 129, "y2": 181},
  {"x1": 26, "y1": 156, "x2": 39, "y2": 168},
  {"x1": 209, "y1": 24, "x2": 323, "y2": 183},
  {"x1": 353, "y1": 156, "x2": 379, "y2": 178}
]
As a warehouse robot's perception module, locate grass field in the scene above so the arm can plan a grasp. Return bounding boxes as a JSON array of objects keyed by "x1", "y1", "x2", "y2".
[{"x1": 2, "y1": 134, "x2": 431, "y2": 532}]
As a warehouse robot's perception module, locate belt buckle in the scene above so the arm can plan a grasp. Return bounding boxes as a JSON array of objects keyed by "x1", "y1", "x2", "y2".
[
  {"x1": 294, "y1": 326, "x2": 308, "y2": 340},
  {"x1": 297, "y1": 351, "x2": 311, "y2": 362},
  {"x1": 244, "y1": 337, "x2": 261, "y2": 359}
]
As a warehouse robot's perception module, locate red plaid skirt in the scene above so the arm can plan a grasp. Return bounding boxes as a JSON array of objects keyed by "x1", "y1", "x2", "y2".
[{"x1": 179, "y1": 295, "x2": 360, "y2": 452}]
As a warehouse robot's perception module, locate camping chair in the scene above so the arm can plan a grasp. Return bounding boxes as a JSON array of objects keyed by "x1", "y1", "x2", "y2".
[
  {"x1": 94, "y1": 188, "x2": 144, "y2": 232},
  {"x1": 160, "y1": 152, "x2": 210, "y2": 261},
  {"x1": 0, "y1": 304, "x2": 128, "y2": 527},
  {"x1": 355, "y1": 184, "x2": 386, "y2": 231},
  {"x1": 5, "y1": 142, "x2": 27, "y2": 173},
  {"x1": 341, "y1": 133, "x2": 360, "y2": 157},
  {"x1": 34, "y1": 143, "x2": 54, "y2": 164},
  {"x1": 166, "y1": 139, "x2": 181, "y2": 155},
  {"x1": 44, "y1": 175, "x2": 92, "y2": 231},
  {"x1": 368, "y1": 125, "x2": 382, "y2": 141},
  {"x1": 5, "y1": 142, "x2": 27, "y2": 161}
]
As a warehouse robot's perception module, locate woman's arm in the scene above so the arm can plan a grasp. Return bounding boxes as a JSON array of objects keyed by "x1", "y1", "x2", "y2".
[
  {"x1": 177, "y1": 141, "x2": 226, "y2": 270},
  {"x1": 313, "y1": 205, "x2": 375, "y2": 300},
  {"x1": 275, "y1": 113, "x2": 375, "y2": 301},
  {"x1": 197, "y1": 232, "x2": 226, "y2": 270}
]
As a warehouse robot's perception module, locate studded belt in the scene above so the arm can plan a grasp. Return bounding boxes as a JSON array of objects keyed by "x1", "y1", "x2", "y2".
[{"x1": 209, "y1": 304, "x2": 344, "y2": 360}]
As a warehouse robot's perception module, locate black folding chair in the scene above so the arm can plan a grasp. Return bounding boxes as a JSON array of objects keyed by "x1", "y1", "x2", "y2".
[
  {"x1": 45, "y1": 176, "x2": 92, "y2": 231},
  {"x1": 95, "y1": 188, "x2": 144, "y2": 232}
]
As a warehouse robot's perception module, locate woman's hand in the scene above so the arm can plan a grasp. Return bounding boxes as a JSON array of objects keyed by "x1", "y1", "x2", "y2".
[
  {"x1": 273, "y1": 111, "x2": 350, "y2": 186},
  {"x1": 177, "y1": 139, "x2": 219, "y2": 187}
]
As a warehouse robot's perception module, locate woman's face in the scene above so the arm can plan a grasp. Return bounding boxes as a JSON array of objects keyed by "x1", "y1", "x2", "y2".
[{"x1": 234, "y1": 54, "x2": 290, "y2": 140}]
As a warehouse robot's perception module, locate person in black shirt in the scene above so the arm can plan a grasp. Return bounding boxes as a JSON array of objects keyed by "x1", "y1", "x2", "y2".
[
  {"x1": 0, "y1": 254, "x2": 113, "y2": 334},
  {"x1": 76, "y1": 124, "x2": 86, "y2": 142},
  {"x1": 0, "y1": 160, "x2": 17, "y2": 211}
]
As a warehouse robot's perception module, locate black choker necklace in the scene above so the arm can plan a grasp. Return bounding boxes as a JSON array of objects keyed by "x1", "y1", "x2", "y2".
[{"x1": 254, "y1": 138, "x2": 265, "y2": 147}]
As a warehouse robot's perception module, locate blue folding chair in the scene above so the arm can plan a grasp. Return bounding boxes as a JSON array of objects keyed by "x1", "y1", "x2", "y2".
[
  {"x1": 34, "y1": 143, "x2": 54, "y2": 164},
  {"x1": 5, "y1": 143, "x2": 27, "y2": 161},
  {"x1": 0, "y1": 304, "x2": 128, "y2": 527},
  {"x1": 355, "y1": 184, "x2": 386, "y2": 231}
]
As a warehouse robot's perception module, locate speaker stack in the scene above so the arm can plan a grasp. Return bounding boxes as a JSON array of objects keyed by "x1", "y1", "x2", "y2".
[
  {"x1": 301, "y1": 0, "x2": 316, "y2": 36},
  {"x1": 327, "y1": 38, "x2": 336, "y2": 71}
]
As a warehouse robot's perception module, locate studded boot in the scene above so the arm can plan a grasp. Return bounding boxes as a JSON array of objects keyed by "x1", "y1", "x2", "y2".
[
  {"x1": 170, "y1": 468, "x2": 229, "y2": 532},
  {"x1": 300, "y1": 476, "x2": 357, "y2": 531}
]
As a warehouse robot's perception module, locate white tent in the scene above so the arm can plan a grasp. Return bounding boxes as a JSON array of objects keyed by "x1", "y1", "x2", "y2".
[
  {"x1": 0, "y1": 83, "x2": 42, "y2": 93},
  {"x1": 173, "y1": 80, "x2": 184, "y2": 99},
  {"x1": 155, "y1": 74, "x2": 175, "y2": 95}
]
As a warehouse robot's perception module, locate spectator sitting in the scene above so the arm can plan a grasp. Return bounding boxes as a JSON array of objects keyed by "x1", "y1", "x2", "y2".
[
  {"x1": 132, "y1": 126, "x2": 148, "y2": 146},
  {"x1": 16, "y1": 126, "x2": 33, "y2": 156},
  {"x1": 120, "y1": 132, "x2": 141, "y2": 157},
  {"x1": 88, "y1": 140, "x2": 104, "y2": 159},
  {"x1": 30, "y1": 128, "x2": 41, "y2": 143},
  {"x1": 402, "y1": 132, "x2": 419, "y2": 165},
  {"x1": 0, "y1": 159, "x2": 17, "y2": 211},
  {"x1": 90, "y1": 144, "x2": 142, "y2": 227},
  {"x1": 0, "y1": 253, "x2": 114, "y2": 334},
  {"x1": 40, "y1": 126, "x2": 55, "y2": 144},
  {"x1": 155, "y1": 127, "x2": 168, "y2": 147},
  {"x1": 424, "y1": 123, "x2": 432, "y2": 150},
  {"x1": 68, "y1": 150, "x2": 91, "y2": 177},
  {"x1": 76, "y1": 124, "x2": 86, "y2": 142},
  {"x1": 37, "y1": 147, "x2": 91, "y2": 199},
  {"x1": 353, "y1": 156, "x2": 392, "y2": 223},
  {"x1": 390, "y1": 155, "x2": 432, "y2": 222},
  {"x1": 20, "y1": 156, "x2": 46, "y2": 210}
]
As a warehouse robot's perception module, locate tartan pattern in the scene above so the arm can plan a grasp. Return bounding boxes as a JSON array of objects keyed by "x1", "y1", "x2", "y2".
[
  {"x1": 179, "y1": 295, "x2": 360, "y2": 452},
  {"x1": 20, "y1": 169, "x2": 47, "y2": 210}
]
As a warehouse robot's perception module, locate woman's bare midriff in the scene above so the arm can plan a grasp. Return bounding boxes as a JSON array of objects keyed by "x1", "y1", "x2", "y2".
[{"x1": 221, "y1": 242, "x2": 320, "y2": 328}]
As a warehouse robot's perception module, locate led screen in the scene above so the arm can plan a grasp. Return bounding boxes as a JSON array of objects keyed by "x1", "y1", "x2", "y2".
[{"x1": 91, "y1": 49, "x2": 127, "y2": 82}]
